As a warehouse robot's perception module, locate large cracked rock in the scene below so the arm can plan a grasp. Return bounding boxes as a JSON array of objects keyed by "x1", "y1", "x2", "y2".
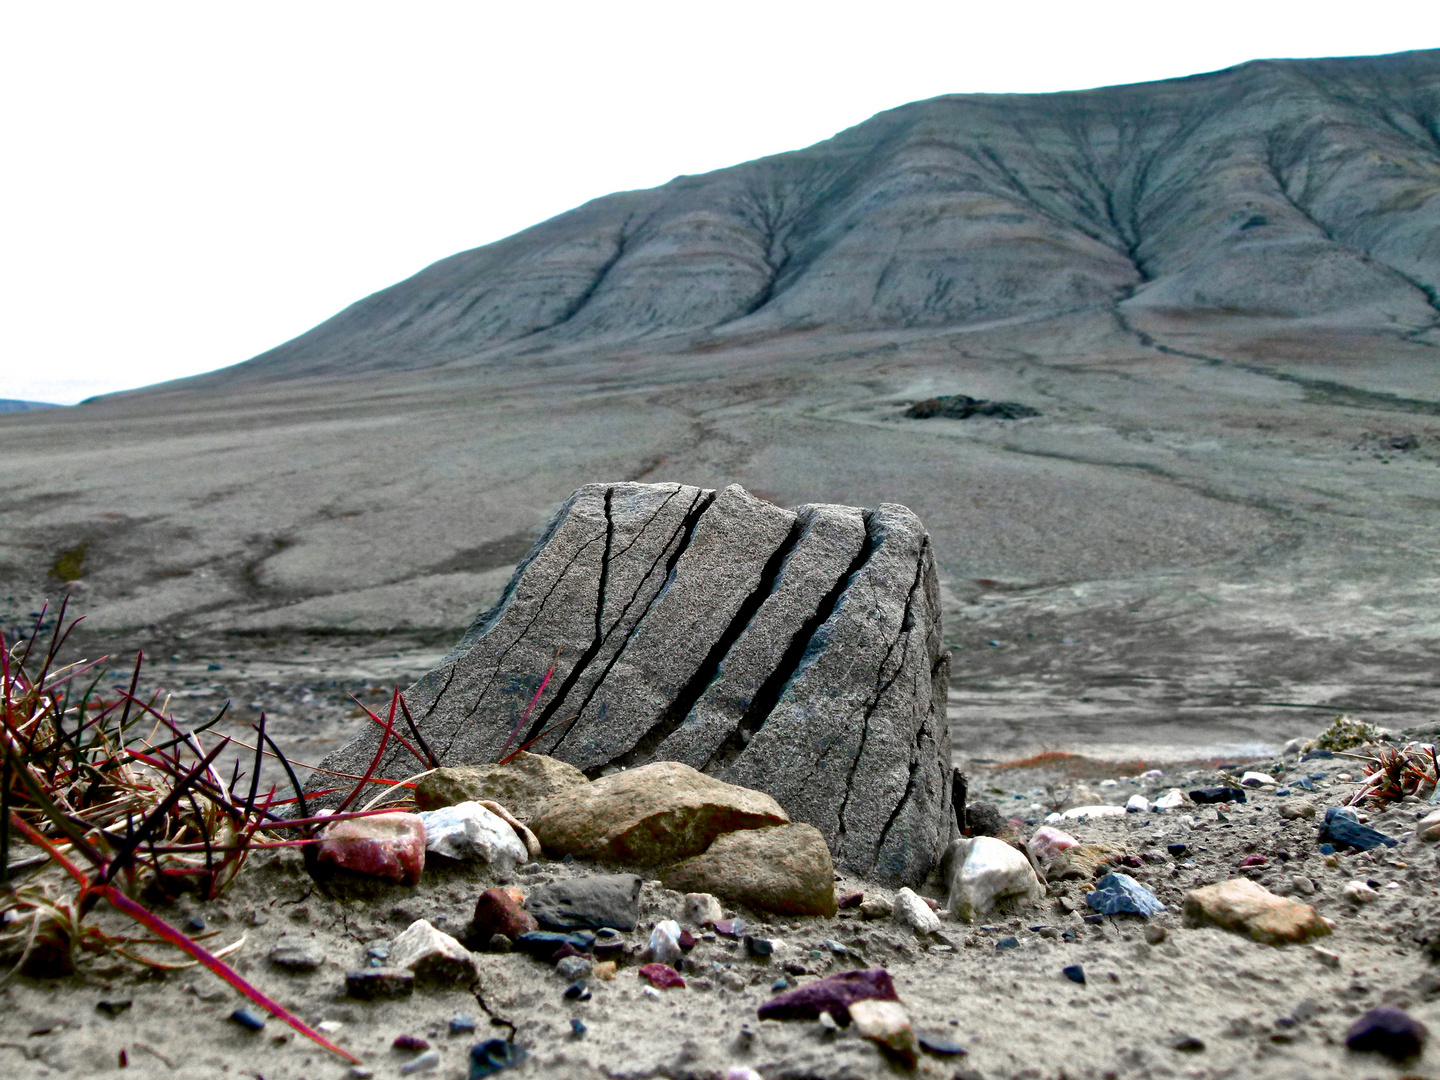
[{"x1": 310, "y1": 481, "x2": 952, "y2": 885}]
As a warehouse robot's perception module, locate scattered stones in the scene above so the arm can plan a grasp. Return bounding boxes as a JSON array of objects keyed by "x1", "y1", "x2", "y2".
[
  {"x1": 469, "y1": 1038, "x2": 527, "y2": 1078},
  {"x1": 417, "y1": 801, "x2": 530, "y2": 867},
  {"x1": 946, "y1": 836, "x2": 1043, "y2": 921},
  {"x1": 268, "y1": 939, "x2": 324, "y2": 972},
  {"x1": 530, "y1": 760, "x2": 789, "y2": 865},
  {"x1": 229, "y1": 1007, "x2": 266, "y2": 1031},
  {"x1": 661, "y1": 823, "x2": 838, "y2": 916},
  {"x1": 647, "y1": 920, "x2": 683, "y2": 967},
  {"x1": 848, "y1": 998, "x2": 919, "y2": 1066},
  {"x1": 345, "y1": 967, "x2": 415, "y2": 999},
  {"x1": 466, "y1": 888, "x2": 539, "y2": 945},
  {"x1": 1183, "y1": 879, "x2": 1332, "y2": 945},
  {"x1": 413, "y1": 753, "x2": 589, "y2": 821},
  {"x1": 1344, "y1": 880, "x2": 1380, "y2": 904},
  {"x1": 390, "y1": 919, "x2": 478, "y2": 986},
  {"x1": 315, "y1": 812, "x2": 426, "y2": 884},
  {"x1": 1087, "y1": 873, "x2": 1165, "y2": 918},
  {"x1": 1027, "y1": 826, "x2": 1079, "y2": 862},
  {"x1": 525, "y1": 873, "x2": 642, "y2": 931},
  {"x1": 1322, "y1": 808, "x2": 1398, "y2": 851},
  {"x1": 1188, "y1": 787, "x2": 1246, "y2": 804},
  {"x1": 892, "y1": 887, "x2": 942, "y2": 934},
  {"x1": 1062, "y1": 964, "x2": 1085, "y2": 984},
  {"x1": 757, "y1": 967, "x2": 899, "y2": 1024},
  {"x1": 638, "y1": 963, "x2": 686, "y2": 988},
  {"x1": 682, "y1": 892, "x2": 724, "y2": 927},
  {"x1": 1346, "y1": 1005, "x2": 1427, "y2": 1060}
]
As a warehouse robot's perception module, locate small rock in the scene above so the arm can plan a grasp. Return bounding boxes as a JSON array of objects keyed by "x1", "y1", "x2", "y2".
[
  {"x1": 1167, "y1": 842, "x2": 1187, "y2": 856},
  {"x1": 529, "y1": 760, "x2": 788, "y2": 865},
  {"x1": 726, "y1": 1069, "x2": 763, "y2": 1080},
  {"x1": 513, "y1": 930, "x2": 595, "y2": 960},
  {"x1": 1188, "y1": 787, "x2": 1246, "y2": 804},
  {"x1": 469, "y1": 1038, "x2": 527, "y2": 1078},
  {"x1": 1125, "y1": 794, "x2": 1150, "y2": 813},
  {"x1": 526, "y1": 874, "x2": 642, "y2": 931},
  {"x1": 757, "y1": 967, "x2": 899, "y2": 1023},
  {"x1": 413, "y1": 753, "x2": 588, "y2": 820},
  {"x1": 917, "y1": 1031, "x2": 968, "y2": 1056},
  {"x1": 1240, "y1": 771, "x2": 1276, "y2": 787},
  {"x1": 1238, "y1": 854, "x2": 1267, "y2": 867},
  {"x1": 1313, "y1": 945, "x2": 1341, "y2": 968},
  {"x1": 638, "y1": 962, "x2": 686, "y2": 988},
  {"x1": 837, "y1": 890, "x2": 864, "y2": 909},
  {"x1": 563, "y1": 980, "x2": 591, "y2": 1000},
  {"x1": 1321, "y1": 808, "x2": 1398, "y2": 852},
  {"x1": 1344, "y1": 880, "x2": 1380, "y2": 904},
  {"x1": 858, "y1": 897, "x2": 893, "y2": 921},
  {"x1": 1027, "y1": 826, "x2": 1079, "y2": 862},
  {"x1": 591, "y1": 927, "x2": 627, "y2": 960},
  {"x1": 848, "y1": 999, "x2": 918, "y2": 1066},
  {"x1": 450, "y1": 1015, "x2": 478, "y2": 1035},
  {"x1": 647, "y1": 920, "x2": 683, "y2": 966},
  {"x1": 1153, "y1": 789, "x2": 1186, "y2": 810},
  {"x1": 593, "y1": 960, "x2": 617, "y2": 980},
  {"x1": 892, "y1": 887, "x2": 942, "y2": 934},
  {"x1": 394, "y1": 1034, "x2": 431, "y2": 1051},
  {"x1": 186, "y1": 914, "x2": 206, "y2": 931},
  {"x1": 1144, "y1": 925, "x2": 1167, "y2": 945},
  {"x1": 660, "y1": 823, "x2": 837, "y2": 916},
  {"x1": 486, "y1": 933, "x2": 513, "y2": 953},
  {"x1": 467, "y1": 888, "x2": 539, "y2": 945},
  {"x1": 390, "y1": 919, "x2": 478, "y2": 985},
  {"x1": 346, "y1": 967, "x2": 414, "y2": 999},
  {"x1": 1062, "y1": 964, "x2": 1085, "y2": 984},
  {"x1": 1183, "y1": 879, "x2": 1331, "y2": 945},
  {"x1": 268, "y1": 939, "x2": 324, "y2": 972},
  {"x1": 1416, "y1": 808, "x2": 1440, "y2": 841},
  {"x1": 96, "y1": 1000, "x2": 132, "y2": 1017},
  {"x1": 682, "y1": 892, "x2": 724, "y2": 926},
  {"x1": 678, "y1": 928, "x2": 697, "y2": 950},
  {"x1": 229, "y1": 1007, "x2": 266, "y2": 1031},
  {"x1": 348, "y1": 1068, "x2": 374, "y2": 1080},
  {"x1": 945, "y1": 836, "x2": 1044, "y2": 921},
  {"x1": 713, "y1": 918, "x2": 747, "y2": 937},
  {"x1": 995, "y1": 936, "x2": 1019, "y2": 949},
  {"x1": 1346, "y1": 1005, "x2": 1427, "y2": 1060},
  {"x1": 400, "y1": 1049, "x2": 440, "y2": 1074},
  {"x1": 1172, "y1": 1035, "x2": 1205, "y2": 1052},
  {"x1": 1290, "y1": 875, "x2": 1316, "y2": 896},
  {"x1": 745, "y1": 935, "x2": 774, "y2": 958},
  {"x1": 315, "y1": 812, "x2": 426, "y2": 884},
  {"x1": 417, "y1": 802, "x2": 529, "y2": 865},
  {"x1": 570, "y1": 1018, "x2": 587, "y2": 1037},
  {"x1": 1057, "y1": 804, "x2": 1127, "y2": 821},
  {"x1": 556, "y1": 955, "x2": 593, "y2": 981},
  {"x1": 1279, "y1": 800, "x2": 1316, "y2": 820}
]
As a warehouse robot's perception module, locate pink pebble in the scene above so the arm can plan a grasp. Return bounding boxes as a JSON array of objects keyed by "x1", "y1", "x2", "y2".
[
  {"x1": 1028, "y1": 825, "x2": 1079, "y2": 862},
  {"x1": 315, "y1": 812, "x2": 426, "y2": 884},
  {"x1": 638, "y1": 963, "x2": 686, "y2": 989}
]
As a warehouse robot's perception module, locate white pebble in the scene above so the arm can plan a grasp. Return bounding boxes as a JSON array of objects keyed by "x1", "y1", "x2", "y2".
[
  {"x1": 891, "y1": 887, "x2": 941, "y2": 934},
  {"x1": 1343, "y1": 880, "x2": 1379, "y2": 904},
  {"x1": 1125, "y1": 794, "x2": 1150, "y2": 813},
  {"x1": 400, "y1": 1050, "x2": 440, "y2": 1074}
]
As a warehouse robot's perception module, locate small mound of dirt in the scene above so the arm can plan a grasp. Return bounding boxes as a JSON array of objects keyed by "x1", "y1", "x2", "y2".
[{"x1": 904, "y1": 395, "x2": 1040, "y2": 420}]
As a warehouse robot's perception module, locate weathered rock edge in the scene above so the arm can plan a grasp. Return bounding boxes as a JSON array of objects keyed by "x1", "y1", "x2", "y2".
[{"x1": 309, "y1": 481, "x2": 953, "y2": 885}]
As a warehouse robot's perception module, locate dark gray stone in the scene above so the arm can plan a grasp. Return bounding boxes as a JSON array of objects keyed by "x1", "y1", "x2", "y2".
[
  {"x1": 524, "y1": 874, "x2": 642, "y2": 932},
  {"x1": 965, "y1": 803, "x2": 1007, "y2": 838},
  {"x1": 310, "y1": 482, "x2": 952, "y2": 885},
  {"x1": 268, "y1": 939, "x2": 325, "y2": 972}
]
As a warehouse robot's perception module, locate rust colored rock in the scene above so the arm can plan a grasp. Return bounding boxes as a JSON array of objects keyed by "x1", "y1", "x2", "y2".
[
  {"x1": 315, "y1": 812, "x2": 425, "y2": 884},
  {"x1": 661, "y1": 823, "x2": 837, "y2": 916},
  {"x1": 757, "y1": 967, "x2": 899, "y2": 1024},
  {"x1": 469, "y1": 888, "x2": 539, "y2": 943},
  {"x1": 1184, "y1": 878, "x2": 1332, "y2": 945},
  {"x1": 530, "y1": 760, "x2": 788, "y2": 866},
  {"x1": 638, "y1": 963, "x2": 686, "y2": 989}
]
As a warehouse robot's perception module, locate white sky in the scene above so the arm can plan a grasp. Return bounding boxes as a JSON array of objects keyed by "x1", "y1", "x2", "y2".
[{"x1": 3, "y1": 2, "x2": 1435, "y2": 404}]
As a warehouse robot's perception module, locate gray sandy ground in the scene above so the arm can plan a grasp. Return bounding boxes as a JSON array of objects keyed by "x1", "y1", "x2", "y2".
[{"x1": 4, "y1": 749, "x2": 1439, "y2": 1080}]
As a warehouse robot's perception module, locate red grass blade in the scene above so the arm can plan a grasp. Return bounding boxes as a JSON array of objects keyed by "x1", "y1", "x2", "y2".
[{"x1": 497, "y1": 651, "x2": 558, "y2": 763}]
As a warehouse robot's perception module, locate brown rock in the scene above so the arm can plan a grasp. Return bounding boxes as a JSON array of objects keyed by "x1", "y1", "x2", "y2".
[
  {"x1": 1279, "y1": 799, "x2": 1317, "y2": 821},
  {"x1": 314, "y1": 812, "x2": 425, "y2": 884},
  {"x1": 1183, "y1": 878, "x2": 1333, "y2": 945},
  {"x1": 413, "y1": 753, "x2": 588, "y2": 822},
  {"x1": 467, "y1": 888, "x2": 538, "y2": 944},
  {"x1": 848, "y1": 998, "x2": 919, "y2": 1066},
  {"x1": 660, "y1": 823, "x2": 836, "y2": 916},
  {"x1": 529, "y1": 760, "x2": 788, "y2": 865},
  {"x1": 1046, "y1": 843, "x2": 1126, "y2": 881}
]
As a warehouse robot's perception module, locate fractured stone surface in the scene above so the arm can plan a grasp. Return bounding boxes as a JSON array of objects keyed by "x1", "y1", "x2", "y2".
[{"x1": 311, "y1": 481, "x2": 952, "y2": 884}]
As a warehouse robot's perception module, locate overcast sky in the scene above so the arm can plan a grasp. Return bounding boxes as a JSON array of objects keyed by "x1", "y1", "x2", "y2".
[{"x1": 4, "y1": 3, "x2": 1435, "y2": 404}]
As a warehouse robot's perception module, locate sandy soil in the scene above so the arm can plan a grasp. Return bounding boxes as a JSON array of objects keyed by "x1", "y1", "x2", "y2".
[{"x1": 4, "y1": 737, "x2": 1439, "y2": 1080}]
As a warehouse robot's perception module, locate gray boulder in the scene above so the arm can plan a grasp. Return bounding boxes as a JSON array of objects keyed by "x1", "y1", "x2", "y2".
[{"x1": 310, "y1": 481, "x2": 952, "y2": 885}]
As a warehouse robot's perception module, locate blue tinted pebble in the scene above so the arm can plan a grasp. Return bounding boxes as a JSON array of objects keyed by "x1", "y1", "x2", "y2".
[
  {"x1": 1062, "y1": 964, "x2": 1085, "y2": 985},
  {"x1": 1319, "y1": 843, "x2": 1335, "y2": 855},
  {"x1": 570, "y1": 1019, "x2": 586, "y2": 1037},
  {"x1": 772, "y1": 978, "x2": 789, "y2": 991},
  {"x1": 996, "y1": 936, "x2": 1019, "y2": 949},
  {"x1": 230, "y1": 1007, "x2": 266, "y2": 1031},
  {"x1": 1087, "y1": 873, "x2": 1166, "y2": 918},
  {"x1": 470, "y1": 1040, "x2": 527, "y2": 1079}
]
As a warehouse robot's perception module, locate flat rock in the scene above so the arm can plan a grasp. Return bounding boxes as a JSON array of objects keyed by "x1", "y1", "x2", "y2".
[
  {"x1": 1086, "y1": 872, "x2": 1166, "y2": 918},
  {"x1": 311, "y1": 482, "x2": 952, "y2": 886},
  {"x1": 390, "y1": 919, "x2": 478, "y2": 986},
  {"x1": 268, "y1": 939, "x2": 325, "y2": 972},
  {"x1": 315, "y1": 812, "x2": 425, "y2": 885},
  {"x1": 1183, "y1": 878, "x2": 1332, "y2": 945},
  {"x1": 757, "y1": 967, "x2": 899, "y2": 1024},
  {"x1": 529, "y1": 760, "x2": 787, "y2": 865},
  {"x1": 524, "y1": 874, "x2": 642, "y2": 932},
  {"x1": 415, "y1": 801, "x2": 529, "y2": 865},
  {"x1": 412, "y1": 753, "x2": 589, "y2": 822},
  {"x1": 661, "y1": 823, "x2": 837, "y2": 917},
  {"x1": 346, "y1": 968, "x2": 414, "y2": 1000}
]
